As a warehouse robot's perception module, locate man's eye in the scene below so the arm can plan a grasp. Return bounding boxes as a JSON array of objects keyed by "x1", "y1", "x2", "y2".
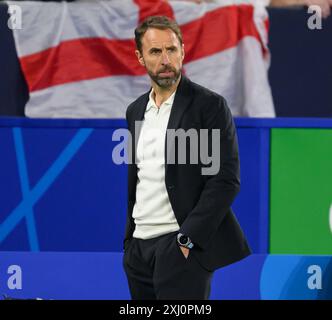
[{"x1": 151, "y1": 50, "x2": 160, "y2": 54}]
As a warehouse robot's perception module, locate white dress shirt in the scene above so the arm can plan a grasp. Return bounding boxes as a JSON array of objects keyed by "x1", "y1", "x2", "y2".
[{"x1": 132, "y1": 89, "x2": 180, "y2": 239}]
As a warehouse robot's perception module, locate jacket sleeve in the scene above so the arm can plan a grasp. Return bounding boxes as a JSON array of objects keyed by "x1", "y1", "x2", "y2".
[
  {"x1": 123, "y1": 102, "x2": 136, "y2": 250},
  {"x1": 179, "y1": 96, "x2": 240, "y2": 250}
]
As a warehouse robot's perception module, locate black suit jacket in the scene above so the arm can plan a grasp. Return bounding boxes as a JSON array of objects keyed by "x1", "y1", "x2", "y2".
[{"x1": 124, "y1": 75, "x2": 251, "y2": 272}]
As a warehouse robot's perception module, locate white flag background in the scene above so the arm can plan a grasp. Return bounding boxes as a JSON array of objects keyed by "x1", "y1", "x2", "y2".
[{"x1": 8, "y1": 0, "x2": 275, "y2": 118}]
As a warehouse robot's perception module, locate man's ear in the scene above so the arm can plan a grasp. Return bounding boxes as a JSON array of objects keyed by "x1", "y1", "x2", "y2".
[
  {"x1": 135, "y1": 50, "x2": 145, "y2": 66},
  {"x1": 181, "y1": 43, "x2": 185, "y2": 61}
]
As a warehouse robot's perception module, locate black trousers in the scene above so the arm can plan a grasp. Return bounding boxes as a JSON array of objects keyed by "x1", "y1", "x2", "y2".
[{"x1": 123, "y1": 231, "x2": 214, "y2": 300}]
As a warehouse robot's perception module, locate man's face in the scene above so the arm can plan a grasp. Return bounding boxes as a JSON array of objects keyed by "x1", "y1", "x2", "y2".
[{"x1": 136, "y1": 28, "x2": 185, "y2": 88}]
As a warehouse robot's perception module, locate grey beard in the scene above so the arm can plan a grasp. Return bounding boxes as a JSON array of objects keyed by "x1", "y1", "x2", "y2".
[{"x1": 149, "y1": 70, "x2": 181, "y2": 88}]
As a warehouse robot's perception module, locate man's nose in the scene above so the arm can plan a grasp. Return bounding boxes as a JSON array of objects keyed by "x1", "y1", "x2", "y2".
[{"x1": 161, "y1": 50, "x2": 171, "y2": 65}]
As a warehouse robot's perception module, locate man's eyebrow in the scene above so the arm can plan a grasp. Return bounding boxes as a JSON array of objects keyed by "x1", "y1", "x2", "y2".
[
  {"x1": 148, "y1": 45, "x2": 177, "y2": 52},
  {"x1": 149, "y1": 47, "x2": 162, "y2": 51}
]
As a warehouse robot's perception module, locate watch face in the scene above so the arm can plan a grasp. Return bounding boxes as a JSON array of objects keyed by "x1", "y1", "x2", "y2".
[{"x1": 179, "y1": 235, "x2": 188, "y2": 245}]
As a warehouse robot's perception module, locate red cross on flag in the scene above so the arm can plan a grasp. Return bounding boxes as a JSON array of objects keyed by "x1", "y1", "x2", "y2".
[{"x1": 8, "y1": 0, "x2": 275, "y2": 118}]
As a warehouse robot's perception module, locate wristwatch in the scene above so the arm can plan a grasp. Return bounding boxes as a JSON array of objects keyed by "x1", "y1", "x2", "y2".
[{"x1": 177, "y1": 233, "x2": 194, "y2": 249}]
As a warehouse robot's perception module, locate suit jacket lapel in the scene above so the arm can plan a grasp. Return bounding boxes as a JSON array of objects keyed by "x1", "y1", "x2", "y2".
[
  {"x1": 129, "y1": 75, "x2": 193, "y2": 174},
  {"x1": 167, "y1": 75, "x2": 193, "y2": 130},
  {"x1": 165, "y1": 75, "x2": 194, "y2": 174},
  {"x1": 130, "y1": 90, "x2": 150, "y2": 164}
]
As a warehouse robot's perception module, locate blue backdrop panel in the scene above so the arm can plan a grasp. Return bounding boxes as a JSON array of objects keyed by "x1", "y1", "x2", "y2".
[
  {"x1": 268, "y1": 7, "x2": 332, "y2": 117},
  {"x1": 233, "y1": 127, "x2": 270, "y2": 254},
  {"x1": 210, "y1": 254, "x2": 265, "y2": 300},
  {"x1": 0, "y1": 252, "x2": 130, "y2": 300},
  {"x1": 0, "y1": 118, "x2": 270, "y2": 253},
  {"x1": 0, "y1": 119, "x2": 127, "y2": 252},
  {"x1": 0, "y1": 3, "x2": 28, "y2": 116},
  {"x1": 0, "y1": 252, "x2": 330, "y2": 300},
  {"x1": 260, "y1": 255, "x2": 332, "y2": 300}
]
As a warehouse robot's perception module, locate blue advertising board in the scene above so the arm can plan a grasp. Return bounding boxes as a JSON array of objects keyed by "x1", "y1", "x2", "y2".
[
  {"x1": 0, "y1": 118, "x2": 271, "y2": 253},
  {"x1": 0, "y1": 252, "x2": 330, "y2": 300}
]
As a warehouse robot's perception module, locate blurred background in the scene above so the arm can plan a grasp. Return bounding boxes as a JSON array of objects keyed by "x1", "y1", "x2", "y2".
[{"x1": 1, "y1": 0, "x2": 332, "y2": 117}]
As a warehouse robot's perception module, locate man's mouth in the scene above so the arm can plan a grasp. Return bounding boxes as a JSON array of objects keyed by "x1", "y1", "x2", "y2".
[{"x1": 158, "y1": 71, "x2": 174, "y2": 77}]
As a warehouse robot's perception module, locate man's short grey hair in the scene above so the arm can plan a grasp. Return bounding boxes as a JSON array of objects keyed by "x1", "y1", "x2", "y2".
[{"x1": 134, "y1": 15, "x2": 183, "y2": 53}]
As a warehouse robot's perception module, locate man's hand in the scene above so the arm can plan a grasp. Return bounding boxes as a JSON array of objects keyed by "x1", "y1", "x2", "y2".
[{"x1": 179, "y1": 246, "x2": 190, "y2": 259}]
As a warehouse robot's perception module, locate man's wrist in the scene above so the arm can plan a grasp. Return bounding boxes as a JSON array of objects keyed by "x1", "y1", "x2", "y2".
[{"x1": 177, "y1": 233, "x2": 194, "y2": 249}]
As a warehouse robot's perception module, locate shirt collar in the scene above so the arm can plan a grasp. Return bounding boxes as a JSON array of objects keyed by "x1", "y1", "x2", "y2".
[{"x1": 146, "y1": 88, "x2": 176, "y2": 112}]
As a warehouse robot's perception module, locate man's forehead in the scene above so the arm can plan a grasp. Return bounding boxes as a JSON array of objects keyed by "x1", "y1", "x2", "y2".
[{"x1": 142, "y1": 28, "x2": 180, "y2": 47}]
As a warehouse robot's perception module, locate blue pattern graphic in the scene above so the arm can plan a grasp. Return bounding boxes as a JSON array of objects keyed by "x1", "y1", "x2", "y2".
[
  {"x1": 13, "y1": 127, "x2": 39, "y2": 251},
  {"x1": 260, "y1": 255, "x2": 332, "y2": 300},
  {"x1": 0, "y1": 128, "x2": 93, "y2": 248}
]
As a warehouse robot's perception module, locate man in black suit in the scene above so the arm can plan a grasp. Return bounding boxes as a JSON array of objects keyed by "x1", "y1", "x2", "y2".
[{"x1": 123, "y1": 15, "x2": 251, "y2": 300}]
